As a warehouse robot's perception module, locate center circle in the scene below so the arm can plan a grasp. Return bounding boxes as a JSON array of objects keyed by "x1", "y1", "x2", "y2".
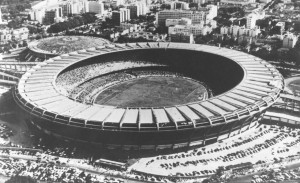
[{"x1": 94, "y1": 76, "x2": 209, "y2": 107}]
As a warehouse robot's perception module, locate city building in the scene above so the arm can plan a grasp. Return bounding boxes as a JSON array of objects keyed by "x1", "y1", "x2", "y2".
[
  {"x1": 170, "y1": 1, "x2": 189, "y2": 10},
  {"x1": 138, "y1": 2, "x2": 148, "y2": 15},
  {"x1": 235, "y1": 26, "x2": 260, "y2": 37},
  {"x1": 238, "y1": 36, "x2": 253, "y2": 45},
  {"x1": 112, "y1": 8, "x2": 130, "y2": 26},
  {"x1": 112, "y1": 0, "x2": 125, "y2": 6},
  {"x1": 44, "y1": 7, "x2": 62, "y2": 24},
  {"x1": 29, "y1": 0, "x2": 89, "y2": 23},
  {"x1": 283, "y1": 34, "x2": 298, "y2": 48},
  {"x1": 157, "y1": 7, "x2": 217, "y2": 26},
  {"x1": 0, "y1": 27, "x2": 29, "y2": 43},
  {"x1": 126, "y1": 2, "x2": 148, "y2": 19},
  {"x1": 165, "y1": 18, "x2": 192, "y2": 27},
  {"x1": 89, "y1": 1, "x2": 105, "y2": 15},
  {"x1": 246, "y1": 11, "x2": 265, "y2": 29},
  {"x1": 169, "y1": 24, "x2": 212, "y2": 36},
  {"x1": 246, "y1": 14, "x2": 257, "y2": 29},
  {"x1": 193, "y1": 0, "x2": 207, "y2": 5},
  {"x1": 222, "y1": 25, "x2": 261, "y2": 37},
  {"x1": 200, "y1": 5, "x2": 217, "y2": 21},
  {"x1": 29, "y1": 1, "x2": 47, "y2": 23},
  {"x1": 126, "y1": 4, "x2": 140, "y2": 19},
  {"x1": 220, "y1": 0, "x2": 256, "y2": 5},
  {"x1": 127, "y1": 31, "x2": 167, "y2": 41},
  {"x1": 120, "y1": 23, "x2": 140, "y2": 32},
  {"x1": 221, "y1": 26, "x2": 229, "y2": 35},
  {"x1": 0, "y1": 8, "x2": 2, "y2": 23},
  {"x1": 276, "y1": 22, "x2": 285, "y2": 34},
  {"x1": 59, "y1": 0, "x2": 89, "y2": 16},
  {"x1": 259, "y1": 0, "x2": 271, "y2": 3},
  {"x1": 170, "y1": 32, "x2": 194, "y2": 43}
]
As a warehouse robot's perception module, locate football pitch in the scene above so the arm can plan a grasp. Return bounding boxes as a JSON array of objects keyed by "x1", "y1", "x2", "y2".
[{"x1": 94, "y1": 76, "x2": 208, "y2": 107}]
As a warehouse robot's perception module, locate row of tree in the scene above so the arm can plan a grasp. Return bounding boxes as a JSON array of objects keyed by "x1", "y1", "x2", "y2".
[{"x1": 47, "y1": 13, "x2": 97, "y2": 33}]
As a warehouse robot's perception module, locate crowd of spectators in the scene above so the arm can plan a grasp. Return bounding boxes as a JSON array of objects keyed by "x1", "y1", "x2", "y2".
[
  {"x1": 56, "y1": 61, "x2": 164, "y2": 95},
  {"x1": 131, "y1": 70, "x2": 184, "y2": 78},
  {"x1": 76, "y1": 72, "x2": 135, "y2": 103},
  {"x1": 67, "y1": 69, "x2": 193, "y2": 104}
]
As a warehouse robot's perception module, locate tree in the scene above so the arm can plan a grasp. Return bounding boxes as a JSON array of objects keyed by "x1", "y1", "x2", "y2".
[
  {"x1": 253, "y1": 48, "x2": 270, "y2": 60},
  {"x1": 5, "y1": 176, "x2": 37, "y2": 183},
  {"x1": 216, "y1": 166, "x2": 225, "y2": 177},
  {"x1": 287, "y1": 48, "x2": 300, "y2": 65},
  {"x1": 7, "y1": 20, "x2": 21, "y2": 29},
  {"x1": 160, "y1": 4, "x2": 171, "y2": 10},
  {"x1": 202, "y1": 179, "x2": 210, "y2": 183},
  {"x1": 189, "y1": 3, "x2": 198, "y2": 8},
  {"x1": 240, "y1": 40, "x2": 248, "y2": 47},
  {"x1": 16, "y1": 4, "x2": 25, "y2": 12},
  {"x1": 294, "y1": 37, "x2": 300, "y2": 48},
  {"x1": 195, "y1": 36, "x2": 206, "y2": 44}
]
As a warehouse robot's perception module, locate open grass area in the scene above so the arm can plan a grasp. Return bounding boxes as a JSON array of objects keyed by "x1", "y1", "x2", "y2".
[
  {"x1": 35, "y1": 36, "x2": 110, "y2": 54},
  {"x1": 94, "y1": 77, "x2": 208, "y2": 107}
]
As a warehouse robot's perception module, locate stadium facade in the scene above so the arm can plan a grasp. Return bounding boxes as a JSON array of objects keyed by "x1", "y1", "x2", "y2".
[{"x1": 13, "y1": 43, "x2": 284, "y2": 150}]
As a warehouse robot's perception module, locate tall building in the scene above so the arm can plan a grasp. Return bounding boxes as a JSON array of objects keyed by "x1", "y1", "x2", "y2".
[
  {"x1": 229, "y1": 25, "x2": 240, "y2": 36},
  {"x1": 170, "y1": 1, "x2": 189, "y2": 10},
  {"x1": 127, "y1": 4, "x2": 140, "y2": 19},
  {"x1": 246, "y1": 11, "x2": 265, "y2": 29},
  {"x1": 220, "y1": 26, "x2": 229, "y2": 34},
  {"x1": 89, "y1": 1, "x2": 104, "y2": 14},
  {"x1": 83, "y1": 0, "x2": 89, "y2": 13},
  {"x1": 203, "y1": 5, "x2": 217, "y2": 21},
  {"x1": 44, "y1": 10, "x2": 56, "y2": 24},
  {"x1": 0, "y1": 8, "x2": 2, "y2": 23},
  {"x1": 59, "y1": 0, "x2": 89, "y2": 16},
  {"x1": 246, "y1": 14, "x2": 257, "y2": 29},
  {"x1": 112, "y1": 8, "x2": 130, "y2": 26},
  {"x1": 138, "y1": 2, "x2": 148, "y2": 15},
  {"x1": 156, "y1": 6, "x2": 217, "y2": 26},
  {"x1": 44, "y1": 7, "x2": 62, "y2": 24},
  {"x1": 29, "y1": 0, "x2": 48, "y2": 23},
  {"x1": 126, "y1": 2, "x2": 148, "y2": 19}
]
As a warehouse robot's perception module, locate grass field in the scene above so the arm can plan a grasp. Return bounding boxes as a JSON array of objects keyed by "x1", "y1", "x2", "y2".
[{"x1": 94, "y1": 77, "x2": 208, "y2": 107}]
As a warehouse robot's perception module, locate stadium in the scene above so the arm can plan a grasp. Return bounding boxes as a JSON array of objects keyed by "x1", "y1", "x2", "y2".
[
  {"x1": 19, "y1": 36, "x2": 111, "y2": 62},
  {"x1": 13, "y1": 42, "x2": 284, "y2": 150}
]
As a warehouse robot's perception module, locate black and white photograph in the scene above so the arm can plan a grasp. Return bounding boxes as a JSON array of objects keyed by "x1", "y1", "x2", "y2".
[{"x1": 0, "y1": 0, "x2": 299, "y2": 182}]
